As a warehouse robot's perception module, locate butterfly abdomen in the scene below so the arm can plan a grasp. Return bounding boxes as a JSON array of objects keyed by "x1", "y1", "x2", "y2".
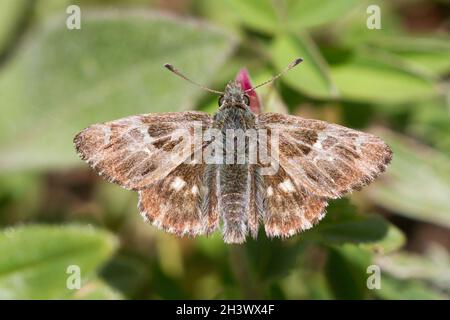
[{"x1": 219, "y1": 164, "x2": 250, "y2": 243}]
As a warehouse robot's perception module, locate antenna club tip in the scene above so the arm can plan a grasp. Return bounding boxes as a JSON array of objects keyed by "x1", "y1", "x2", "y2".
[
  {"x1": 164, "y1": 63, "x2": 174, "y2": 71},
  {"x1": 292, "y1": 57, "x2": 303, "y2": 67}
]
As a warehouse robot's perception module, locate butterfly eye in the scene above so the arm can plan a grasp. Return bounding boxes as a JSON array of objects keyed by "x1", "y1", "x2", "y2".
[
  {"x1": 243, "y1": 94, "x2": 250, "y2": 106},
  {"x1": 218, "y1": 95, "x2": 225, "y2": 106}
]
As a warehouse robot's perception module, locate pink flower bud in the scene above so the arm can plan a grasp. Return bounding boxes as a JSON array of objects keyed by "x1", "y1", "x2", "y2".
[{"x1": 235, "y1": 68, "x2": 261, "y2": 114}]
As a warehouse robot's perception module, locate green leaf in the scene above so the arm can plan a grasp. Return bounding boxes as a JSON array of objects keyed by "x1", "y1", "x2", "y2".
[
  {"x1": 330, "y1": 53, "x2": 436, "y2": 103},
  {"x1": 369, "y1": 35, "x2": 450, "y2": 77},
  {"x1": 196, "y1": 232, "x2": 226, "y2": 260},
  {"x1": 407, "y1": 98, "x2": 450, "y2": 156},
  {"x1": 376, "y1": 245, "x2": 450, "y2": 291},
  {"x1": 364, "y1": 129, "x2": 450, "y2": 229},
  {"x1": 0, "y1": 225, "x2": 118, "y2": 299},
  {"x1": 34, "y1": 0, "x2": 71, "y2": 19},
  {"x1": 0, "y1": 0, "x2": 30, "y2": 55},
  {"x1": 325, "y1": 244, "x2": 372, "y2": 299},
  {"x1": 375, "y1": 276, "x2": 446, "y2": 300},
  {"x1": 359, "y1": 224, "x2": 405, "y2": 255},
  {"x1": 223, "y1": 0, "x2": 364, "y2": 33},
  {"x1": 198, "y1": 0, "x2": 242, "y2": 34},
  {"x1": 271, "y1": 34, "x2": 337, "y2": 98},
  {"x1": 284, "y1": 0, "x2": 364, "y2": 30},
  {"x1": 226, "y1": 0, "x2": 279, "y2": 34},
  {"x1": 306, "y1": 199, "x2": 387, "y2": 243},
  {"x1": 70, "y1": 279, "x2": 123, "y2": 300},
  {"x1": 244, "y1": 236, "x2": 307, "y2": 283},
  {"x1": 0, "y1": 172, "x2": 41, "y2": 224},
  {"x1": 0, "y1": 10, "x2": 236, "y2": 171},
  {"x1": 100, "y1": 253, "x2": 151, "y2": 299},
  {"x1": 95, "y1": 182, "x2": 138, "y2": 229},
  {"x1": 261, "y1": 87, "x2": 289, "y2": 114},
  {"x1": 304, "y1": 199, "x2": 404, "y2": 254},
  {"x1": 316, "y1": 215, "x2": 388, "y2": 244},
  {"x1": 336, "y1": 1, "x2": 403, "y2": 48}
]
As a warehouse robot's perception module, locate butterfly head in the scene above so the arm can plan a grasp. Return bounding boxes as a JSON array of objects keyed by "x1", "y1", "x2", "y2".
[{"x1": 219, "y1": 81, "x2": 250, "y2": 107}]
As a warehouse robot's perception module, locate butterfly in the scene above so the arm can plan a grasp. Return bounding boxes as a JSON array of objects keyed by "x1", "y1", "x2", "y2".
[{"x1": 74, "y1": 58, "x2": 392, "y2": 244}]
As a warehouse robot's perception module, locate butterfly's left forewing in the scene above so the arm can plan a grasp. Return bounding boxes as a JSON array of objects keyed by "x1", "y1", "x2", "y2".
[
  {"x1": 74, "y1": 111, "x2": 212, "y2": 190},
  {"x1": 75, "y1": 111, "x2": 218, "y2": 237}
]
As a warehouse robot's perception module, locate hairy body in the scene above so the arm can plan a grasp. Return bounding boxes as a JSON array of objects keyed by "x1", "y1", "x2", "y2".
[{"x1": 212, "y1": 82, "x2": 258, "y2": 242}]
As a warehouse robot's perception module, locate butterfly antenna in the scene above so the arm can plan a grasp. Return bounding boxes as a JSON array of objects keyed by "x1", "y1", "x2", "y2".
[
  {"x1": 245, "y1": 57, "x2": 303, "y2": 92},
  {"x1": 164, "y1": 63, "x2": 223, "y2": 94}
]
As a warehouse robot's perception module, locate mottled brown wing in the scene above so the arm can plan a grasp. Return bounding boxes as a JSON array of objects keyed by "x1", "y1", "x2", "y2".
[
  {"x1": 74, "y1": 112, "x2": 212, "y2": 190},
  {"x1": 138, "y1": 163, "x2": 219, "y2": 237},
  {"x1": 257, "y1": 113, "x2": 392, "y2": 199},
  {"x1": 259, "y1": 166, "x2": 328, "y2": 238}
]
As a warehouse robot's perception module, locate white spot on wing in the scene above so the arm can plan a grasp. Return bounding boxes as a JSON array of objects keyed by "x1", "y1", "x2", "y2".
[
  {"x1": 191, "y1": 185, "x2": 199, "y2": 195},
  {"x1": 278, "y1": 179, "x2": 295, "y2": 193},
  {"x1": 355, "y1": 135, "x2": 365, "y2": 152},
  {"x1": 267, "y1": 186, "x2": 274, "y2": 196},
  {"x1": 170, "y1": 176, "x2": 186, "y2": 191},
  {"x1": 313, "y1": 131, "x2": 328, "y2": 150},
  {"x1": 301, "y1": 219, "x2": 313, "y2": 230},
  {"x1": 100, "y1": 125, "x2": 112, "y2": 145},
  {"x1": 318, "y1": 211, "x2": 326, "y2": 221}
]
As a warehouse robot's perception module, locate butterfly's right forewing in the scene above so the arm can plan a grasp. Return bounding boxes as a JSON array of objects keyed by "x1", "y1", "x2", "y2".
[
  {"x1": 255, "y1": 112, "x2": 391, "y2": 239},
  {"x1": 258, "y1": 113, "x2": 392, "y2": 199}
]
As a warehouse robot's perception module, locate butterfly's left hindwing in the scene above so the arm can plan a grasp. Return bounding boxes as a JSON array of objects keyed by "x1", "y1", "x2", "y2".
[{"x1": 138, "y1": 163, "x2": 219, "y2": 236}]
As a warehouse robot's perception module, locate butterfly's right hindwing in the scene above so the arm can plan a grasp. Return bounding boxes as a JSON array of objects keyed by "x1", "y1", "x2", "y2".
[{"x1": 258, "y1": 165, "x2": 328, "y2": 238}]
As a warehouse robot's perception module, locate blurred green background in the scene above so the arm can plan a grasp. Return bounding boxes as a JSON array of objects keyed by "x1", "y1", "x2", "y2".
[{"x1": 0, "y1": 0, "x2": 449, "y2": 300}]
